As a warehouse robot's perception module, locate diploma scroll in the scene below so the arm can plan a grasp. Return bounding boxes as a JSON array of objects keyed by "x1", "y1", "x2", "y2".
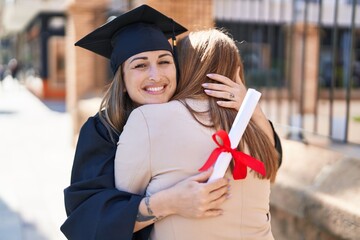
[{"x1": 208, "y1": 88, "x2": 261, "y2": 182}]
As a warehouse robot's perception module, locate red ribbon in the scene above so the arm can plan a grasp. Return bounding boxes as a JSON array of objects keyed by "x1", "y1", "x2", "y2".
[{"x1": 199, "y1": 130, "x2": 266, "y2": 180}]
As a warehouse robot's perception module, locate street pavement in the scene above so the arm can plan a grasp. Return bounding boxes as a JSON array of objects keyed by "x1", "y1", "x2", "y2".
[{"x1": 0, "y1": 77, "x2": 74, "y2": 240}]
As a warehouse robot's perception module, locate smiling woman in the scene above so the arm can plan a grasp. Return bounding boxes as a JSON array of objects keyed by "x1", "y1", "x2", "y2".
[
  {"x1": 123, "y1": 50, "x2": 177, "y2": 105},
  {"x1": 61, "y1": 5, "x2": 193, "y2": 240}
]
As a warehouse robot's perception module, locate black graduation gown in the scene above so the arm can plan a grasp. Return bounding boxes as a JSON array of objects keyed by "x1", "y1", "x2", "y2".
[
  {"x1": 269, "y1": 121, "x2": 283, "y2": 168},
  {"x1": 60, "y1": 115, "x2": 152, "y2": 240}
]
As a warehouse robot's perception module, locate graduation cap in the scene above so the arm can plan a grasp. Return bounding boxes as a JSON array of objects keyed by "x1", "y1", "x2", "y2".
[{"x1": 75, "y1": 4, "x2": 187, "y2": 74}]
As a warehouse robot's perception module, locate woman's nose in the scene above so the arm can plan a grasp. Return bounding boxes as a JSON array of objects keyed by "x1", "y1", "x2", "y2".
[{"x1": 149, "y1": 66, "x2": 161, "y2": 81}]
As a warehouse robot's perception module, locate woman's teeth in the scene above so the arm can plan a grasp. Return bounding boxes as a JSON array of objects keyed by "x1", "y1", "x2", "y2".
[{"x1": 146, "y1": 86, "x2": 164, "y2": 92}]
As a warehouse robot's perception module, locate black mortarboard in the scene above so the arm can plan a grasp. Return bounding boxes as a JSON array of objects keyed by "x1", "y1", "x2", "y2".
[{"x1": 75, "y1": 4, "x2": 187, "y2": 74}]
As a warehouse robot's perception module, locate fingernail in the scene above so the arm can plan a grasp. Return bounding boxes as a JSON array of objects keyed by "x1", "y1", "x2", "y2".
[
  {"x1": 204, "y1": 89, "x2": 212, "y2": 94},
  {"x1": 202, "y1": 83, "x2": 208, "y2": 87},
  {"x1": 206, "y1": 73, "x2": 214, "y2": 77},
  {"x1": 227, "y1": 193, "x2": 232, "y2": 199}
]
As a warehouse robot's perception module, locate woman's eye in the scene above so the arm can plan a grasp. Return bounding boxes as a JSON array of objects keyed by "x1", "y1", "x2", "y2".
[
  {"x1": 159, "y1": 60, "x2": 171, "y2": 65},
  {"x1": 134, "y1": 63, "x2": 146, "y2": 69}
]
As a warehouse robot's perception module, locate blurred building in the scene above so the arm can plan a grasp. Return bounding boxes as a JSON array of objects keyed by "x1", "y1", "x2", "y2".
[
  {"x1": 2, "y1": 0, "x2": 359, "y2": 140},
  {"x1": 1, "y1": 0, "x2": 66, "y2": 98},
  {"x1": 1, "y1": 0, "x2": 359, "y2": 143},
  {"x1": 215, "y1": 0, "x2": 360, "y2": 145}
]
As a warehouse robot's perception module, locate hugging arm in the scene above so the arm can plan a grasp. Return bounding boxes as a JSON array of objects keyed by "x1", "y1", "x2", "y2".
[
  {"x1": 203, "y1": 73, "x2": 283, "y2": 166},
  {"x1": 61, "y1": 116, "x2": 152, "y2": 240},
  {"x1": 115, "y1": 109, "x2": 230, "y2": 233}
]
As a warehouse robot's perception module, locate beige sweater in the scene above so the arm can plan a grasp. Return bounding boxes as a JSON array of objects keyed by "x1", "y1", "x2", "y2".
[{"x1": 115, "y1": 100, "x2": 274, "y2": 240}]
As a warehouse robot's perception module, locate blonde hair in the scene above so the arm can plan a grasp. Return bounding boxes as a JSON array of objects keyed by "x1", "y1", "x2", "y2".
[{"x1": 174, "y1": 29, "x2": 278, "y2": 181}]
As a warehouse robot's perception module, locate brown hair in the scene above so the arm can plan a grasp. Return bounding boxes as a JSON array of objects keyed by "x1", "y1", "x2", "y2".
[
  {"x1": 174, "y1": 29, "x2": 278, "y2": 181},
  {"x1": 98, "y1": 67, "x2": 137, "y2": 142}
]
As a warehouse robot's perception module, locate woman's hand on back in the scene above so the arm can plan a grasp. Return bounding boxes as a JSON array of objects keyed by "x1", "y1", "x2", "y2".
[
  {"x1": 162, "y1": 168, "x2": 230, "y2": 218},
  {"x1": 203, "y1": 71, "x2": 275, "y2": 145},
  {"x1": 202, "y1": 70, "x2": 246, "y2": 111}
]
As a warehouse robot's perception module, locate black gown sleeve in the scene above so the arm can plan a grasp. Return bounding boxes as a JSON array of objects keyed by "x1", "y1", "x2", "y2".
[
  {"x1": 60, "y1": 115, "x2": 152, "y2": 240},
  {"x1": 269, "y1": 120, "x2": 283, "y2": 168}
]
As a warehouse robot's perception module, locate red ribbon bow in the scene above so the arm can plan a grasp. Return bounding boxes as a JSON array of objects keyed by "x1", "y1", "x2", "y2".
[{"x1": 199, "y1": 130, "x2": 266, "y2": 180}]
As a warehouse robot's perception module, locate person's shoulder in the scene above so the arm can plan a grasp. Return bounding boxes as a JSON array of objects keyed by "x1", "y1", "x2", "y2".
[
  {"x1": 79, "y1": 113, "x2": 117, "y2": 144},
  {"x1": 136, "y1": 100, "x2": 183, "y2": 115},
  {"x1": 126, "y1": 101, "x2": 184, "y2": 126},
  {"x1": 80, "y1": 113, "x2": 103, "y2": 133}
]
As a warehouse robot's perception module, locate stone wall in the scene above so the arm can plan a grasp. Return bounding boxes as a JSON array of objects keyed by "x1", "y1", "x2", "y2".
[
  {"x1": 146, "y1": 0, "x2": 213, "y2": 31},
  {"x1": 270, "y1": 139, "x2": 360, "y2": 240}
]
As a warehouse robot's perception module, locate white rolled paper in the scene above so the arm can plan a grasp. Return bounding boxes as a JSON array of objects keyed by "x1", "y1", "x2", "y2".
[{"x1": 208, "y1": 88, "x2": 261, "y2": 182}]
